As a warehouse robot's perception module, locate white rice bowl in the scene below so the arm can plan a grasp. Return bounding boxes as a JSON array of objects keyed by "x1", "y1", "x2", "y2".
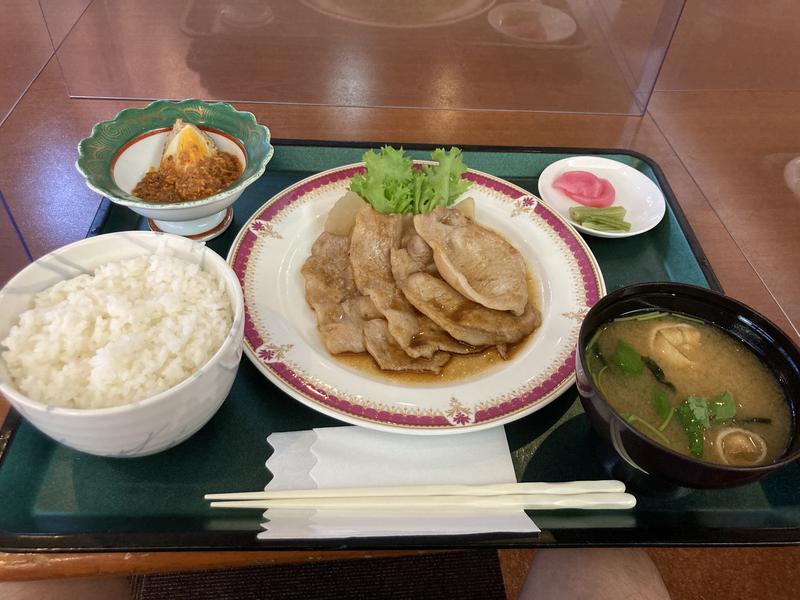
[
  {"x1": 3, "y1": 252, "x2": 231, "y2": 409},
  {"x1": 0, "y1": 231, "x2": 244, "y2": 457}
]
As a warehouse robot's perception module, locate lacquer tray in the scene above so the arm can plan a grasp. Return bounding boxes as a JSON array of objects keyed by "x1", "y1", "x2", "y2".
[{"x1": 3, "y1": 142, "x2": 798, "y2": 552}]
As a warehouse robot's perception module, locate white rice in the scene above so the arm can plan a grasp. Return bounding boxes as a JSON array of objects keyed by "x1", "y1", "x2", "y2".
[{"x1": 1, "y1": 251, "x2": 232, "y2": 409}]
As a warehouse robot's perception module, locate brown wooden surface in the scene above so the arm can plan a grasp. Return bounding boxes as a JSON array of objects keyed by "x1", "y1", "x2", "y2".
[
  {"x1": 0, "y1": 549, "x2": 435, "y2": 581},
  {"x1": 1, "y1": 0, "x2": 800, "y2": 588},
  {"x1": 0, "y1": 0, "x2": 53, "y2": 126}
]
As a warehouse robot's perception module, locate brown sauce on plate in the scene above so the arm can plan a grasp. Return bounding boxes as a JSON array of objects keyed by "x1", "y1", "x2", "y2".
[
  {"x1": 336, "y1": 274, "x2": 541, "y2": 385},
  {"x1": 336, "y1": 337, "x2": 530, "y2": 385}
]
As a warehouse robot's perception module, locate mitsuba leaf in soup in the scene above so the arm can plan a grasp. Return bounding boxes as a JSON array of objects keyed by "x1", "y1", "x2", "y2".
[
  {"x1": 710, "y1": 391, "x2": 736, "y2": 422},
  {"x1": 676, "y1": 400, "x2": 707, "y2": 458},
  {"x1": 651, "y1": 388, "x2": 671, "y2": 420},
  {"x1": 611, "y1": 340, "x2": 643, "y2": 375}
]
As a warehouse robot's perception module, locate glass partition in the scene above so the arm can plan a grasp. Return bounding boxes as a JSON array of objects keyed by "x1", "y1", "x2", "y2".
[{"x1": 54, "y1": 0, "x2": 684, "y2": 115}]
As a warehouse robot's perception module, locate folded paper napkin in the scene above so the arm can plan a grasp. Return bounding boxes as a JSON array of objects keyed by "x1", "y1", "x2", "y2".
[{"x1": 258, "y1": 426, "x2": 539, "y2": 539}]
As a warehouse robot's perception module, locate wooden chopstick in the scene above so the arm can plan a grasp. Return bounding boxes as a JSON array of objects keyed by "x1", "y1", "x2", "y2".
[
  {"x1": 209, "y1": 492, "x2": 636, "y2": 511},
  {"x1": 204, "y1": 480, "x2": 626, "y2": 502}
]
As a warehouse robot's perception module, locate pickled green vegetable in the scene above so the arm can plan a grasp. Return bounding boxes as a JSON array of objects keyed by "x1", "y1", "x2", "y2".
[{"x1": 569, "y1": 205, "x2": 631, "y2": 232}]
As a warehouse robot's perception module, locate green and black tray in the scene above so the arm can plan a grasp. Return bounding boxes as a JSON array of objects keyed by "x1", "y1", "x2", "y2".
[{"x1": 2, "y1": 142, "x2": 798, "y2": 552}]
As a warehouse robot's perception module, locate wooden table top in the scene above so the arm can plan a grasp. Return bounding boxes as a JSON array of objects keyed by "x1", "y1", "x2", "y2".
[{"x1": 2, "y1": 0, "x2": 800, "y2": 581}]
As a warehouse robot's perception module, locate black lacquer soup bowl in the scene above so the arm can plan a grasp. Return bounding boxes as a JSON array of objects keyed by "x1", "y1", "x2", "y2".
[{"x1": 576, "y1": 282, "x2": 800, "y2": 489}]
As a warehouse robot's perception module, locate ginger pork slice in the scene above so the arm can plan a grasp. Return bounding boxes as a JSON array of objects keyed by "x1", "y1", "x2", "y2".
[
  {"x1": 413, "y1": 206, "x2": 528, "y2": 316},
  {"x1": 301, "y1": 231, "x2": 378, "y2": 355},
  {"x1": 350, "y1": 204, "x2": 455, "y2": 359}
]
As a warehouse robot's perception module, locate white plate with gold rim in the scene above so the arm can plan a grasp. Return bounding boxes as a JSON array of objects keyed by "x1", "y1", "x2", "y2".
[{"x1": 227, "y1": 163, "x2": 605, "y2": 434}]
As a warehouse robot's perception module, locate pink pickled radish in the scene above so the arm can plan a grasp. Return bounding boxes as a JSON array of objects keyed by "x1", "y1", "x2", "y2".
[{"x1": 553, "y1": 170, "x2": 616, "y2": 208}]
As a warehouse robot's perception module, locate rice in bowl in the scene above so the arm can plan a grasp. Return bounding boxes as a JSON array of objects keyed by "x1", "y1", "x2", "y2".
[{"x1": 1, "y1": 250, "x2": 232, "y2": 409}]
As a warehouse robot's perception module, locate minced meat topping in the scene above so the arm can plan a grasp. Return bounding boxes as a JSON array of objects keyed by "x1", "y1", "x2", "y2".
[{"x1": 132, "y1": 152, "x2": 242, "y2": 202}]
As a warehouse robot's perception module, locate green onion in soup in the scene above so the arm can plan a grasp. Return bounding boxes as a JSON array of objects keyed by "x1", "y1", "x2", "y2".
[{"x1": 585, "y1": 311, "x2": 791, "y2": 466}]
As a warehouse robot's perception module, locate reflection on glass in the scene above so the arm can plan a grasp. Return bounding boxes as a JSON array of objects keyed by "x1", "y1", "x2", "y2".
[
  {"x1": 487, "y1": 1, "x2": 577, "y2": 44},
  {"x1": 301, "y1": 0, "x2": 496, "y2": 28},
  {"x1": 55, "y1": 0, "x2": 684, "y2": 115},
  {"x1": 181, "y1": 0, "x2": 275, "y2": 36}
]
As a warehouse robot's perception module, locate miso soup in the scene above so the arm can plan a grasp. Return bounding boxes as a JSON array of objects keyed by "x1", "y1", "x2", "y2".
[{"x1": 585, "y1": 311, "x2": 792, "y2": 466}]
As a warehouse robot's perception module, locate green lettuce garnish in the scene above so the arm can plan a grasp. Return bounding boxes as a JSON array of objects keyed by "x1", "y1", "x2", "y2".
[{"x1": 349, "y1": 146, "x2": 471, "y2": 214}]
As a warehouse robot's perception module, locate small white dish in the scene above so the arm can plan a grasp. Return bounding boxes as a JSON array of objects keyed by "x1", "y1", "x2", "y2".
[{"x1": 538, "y1": 156, "x2": 666, "y2": 238}]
